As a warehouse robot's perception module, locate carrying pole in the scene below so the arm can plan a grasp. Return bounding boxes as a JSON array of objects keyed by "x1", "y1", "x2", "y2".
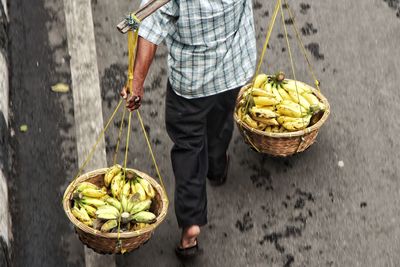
[{"x1": 117, "y1": 0, "x2": 171, "y2": 33}]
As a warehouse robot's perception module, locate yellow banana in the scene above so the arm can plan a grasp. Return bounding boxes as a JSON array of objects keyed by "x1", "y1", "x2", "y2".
[
  {"x1": 278, "y1": 87, "x2": 293, "y2": 102},
  {"x1": 272, "y1": 86, "x2": 283, "y2": 102},
  {"x1": 80, "y1": 203, "x2": 97, "y2": 217},
  {"x1": 282, "y1": 80, "x2": 306, "y2": 94},
  {"x1": 265, "y1": 126, "x2": 272, "y2": 132},
  {"x1": 135, "y1": 182, "x2": 147, "y2": 201},
  {"x1": 80, "y1": 188, "x2": 107, "y2": 198},
  {"x1": 75, "y1": 182, "x2": 98, "y2": 192},
  {"x1": 79, "y1": 207, "x2": 91, "y2": 221},
  {"x1": 271, "y1": 126, "x2": 280, "y2": 133},
  {"x1": 253, "y1": 96, "x2": 280, "y2": 106},
  {"x1": 263, "y1": 82, "x2": 273, "y2": 93},
  {"x1": 100, "y1": 219, "x2": 118, "y2": 232},
  {"x1": 83, "y1": 219, "x2": 93, "y2": 227},
  {"x1": 71, "y1": 206, "x2": 91, "y2": 223},
  {"x1": 287, "y1": 80, "x2": 313, "y2": 93},
  {"x1": 104, "y1": 164, "x2": 122, "y2": 187},
  {"x1": 111, "y1": 173, "x2": 123, "y2": 198},
  {"x1": 137, "y1": 177, "x2": 156, "y2": 199},
  {"x1": 250, "y1": 107, "x2": 277, "y2": 119},
  {"x1": 243, "y1": 114, "x2": 258, "y2": 129},
  {"x1": 276, "y1": 101, "x2": 309, "y2": 118},
  {"x1": 134, "y1": 223, "x2": 149, "y2": 230},
  {"x1": 254, "y1": 74, "x2": 269, "y2": 88},
  {"x1": 281, "y1": 115, "x2": 311, "y2": 131},
  {"x1": 251, "y1": 116, "x2": 279, "y2": 126},
  {"x1": 302, "y1": 92, "x2": 320, "y2": 106},
  {"x1": 251, "y1": 88, "x2": 275, "y2": 98},
  {"x1": 287, "y1": 91, "x2": 310, "y2": 110}
]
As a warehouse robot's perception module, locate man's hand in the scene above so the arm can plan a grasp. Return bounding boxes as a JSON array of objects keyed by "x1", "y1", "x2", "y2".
[
  {"x1": 120, "y1": 85, "x2": 143, "y2": 111},
  {"x1": 120, "y1": 36, "x2": 158, "y2": 111}
]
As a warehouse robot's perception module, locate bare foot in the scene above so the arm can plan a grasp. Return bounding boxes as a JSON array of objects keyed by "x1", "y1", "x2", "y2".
[{"x1": 180, "y1": 225, "x2": 200, "y2": 249}]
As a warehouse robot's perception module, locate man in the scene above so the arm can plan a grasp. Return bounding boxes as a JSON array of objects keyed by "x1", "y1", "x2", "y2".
[{"x1": 121, "y1": 0, "x2": 256, "y2": 257}]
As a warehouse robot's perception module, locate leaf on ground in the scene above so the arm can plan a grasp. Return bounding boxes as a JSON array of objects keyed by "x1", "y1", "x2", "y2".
[
  {"x1": 51, "y1": 83, "x2": 70, "y2": 93},
  {"x1": 20, "y1": 125, "x2": 28, "y2": 132}
]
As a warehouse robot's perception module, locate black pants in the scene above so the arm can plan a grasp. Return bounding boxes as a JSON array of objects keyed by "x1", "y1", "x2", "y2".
[{"x1": 165, "y1": 81, "x2": 240, "y2": 228}]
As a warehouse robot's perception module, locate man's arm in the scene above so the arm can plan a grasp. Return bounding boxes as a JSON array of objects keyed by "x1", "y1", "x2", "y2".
[{"x1": 121, "y1": 36, "x2": 158, "y2": 110}]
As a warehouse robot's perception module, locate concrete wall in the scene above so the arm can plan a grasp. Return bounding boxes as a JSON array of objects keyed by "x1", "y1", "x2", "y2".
[{"x1": 0, "y1": 0, "x2": 10, "y2": 265}]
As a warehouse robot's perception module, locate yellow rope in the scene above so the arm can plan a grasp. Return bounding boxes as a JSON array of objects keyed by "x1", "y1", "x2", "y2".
[
  {"x1": 113, "y1": 106, "x2": 127, "y2": 165},
  {"x1": 136, "y1": 110, "x2": 168, "y2": 202},
  {"x1": 126, "y1": 29, "x2": 139, "y2": 92},
  {"x1": 252, "y1": 0, "x2": 281, "y2": 83},
  {"x1": 123, "y1": 112, "x2": 133, "y2": 180},
  {"x1": 283, "y1": 0, "x2": 320, "y2": 90},
  {"x1": 69, "y1": 99, "x2": 123, "y2": 188},
  {"x1": 245, "y1": 0, "x2": 281, "y2": 119},
  {"x1": 280, "y1": 0, "x2": 305, "y2": 125}
]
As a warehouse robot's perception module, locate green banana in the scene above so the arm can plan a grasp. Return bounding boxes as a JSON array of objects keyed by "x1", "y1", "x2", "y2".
[
  {"x1": 121, "y1": 181, "x2": 131, "y2": 198},
  {"x1": 131, "y1": 211, "x2": 157, "y2": 224},
  {"x1": 121, "y1": 195, "x2": 128, "y2": 212},
  {"x1": 95, "y1": 205, "x2": 120, "y2": 220},
  {"x1": 80, "y1": 197, "x2": 106, "y2": 208},
  {"x1": 130, "y1": 199, "x2": 152, "y2": 215},
  {"x1": 105, "y1": 197, "x2": 122, "y2": 211}
]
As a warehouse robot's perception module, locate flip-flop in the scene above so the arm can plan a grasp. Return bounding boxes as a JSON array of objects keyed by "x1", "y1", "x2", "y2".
[{"x1": 175, "y1": 239, "x2": 202, "y2": 259}]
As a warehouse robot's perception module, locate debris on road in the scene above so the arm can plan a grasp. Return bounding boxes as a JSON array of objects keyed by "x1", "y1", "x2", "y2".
[
  {"x1": 51, "y1": 83, "x2": 70, "y2": 93},
  {"x1": 19, "y1": 124, "x2": 28, "y2": 132}
]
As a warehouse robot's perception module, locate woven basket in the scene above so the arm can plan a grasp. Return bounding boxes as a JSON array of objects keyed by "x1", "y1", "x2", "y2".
[
  {"x1": 63, "y1": 168, "x2": 168, "y2": 254},
  {"x1": 234, "y1": 80, "x2": 330, "y2": 157}
]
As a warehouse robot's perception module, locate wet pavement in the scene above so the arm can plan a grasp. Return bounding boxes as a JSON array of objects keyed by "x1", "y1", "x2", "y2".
[{"x1": 5, "y1": 0, "x2": 400, "y2": 266}]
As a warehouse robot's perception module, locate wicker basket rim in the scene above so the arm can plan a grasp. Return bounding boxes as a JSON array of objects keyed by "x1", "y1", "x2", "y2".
[
  {"x1": 234, "y1": 81, "x2": 330, "y2": 138},
  {"x1": 63, "y1": 168, "x2": 169, "y2": 239}
]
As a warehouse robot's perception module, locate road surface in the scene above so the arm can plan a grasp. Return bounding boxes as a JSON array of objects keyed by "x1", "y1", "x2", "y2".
[{"x1": 6, "y1": 0, "x2": 400, "y2": 266}]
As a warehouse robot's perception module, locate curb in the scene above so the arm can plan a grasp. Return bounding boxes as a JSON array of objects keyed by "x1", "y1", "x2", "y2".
[{"x1": 0, "y1": 0, "x2": 11, "y2": 266}]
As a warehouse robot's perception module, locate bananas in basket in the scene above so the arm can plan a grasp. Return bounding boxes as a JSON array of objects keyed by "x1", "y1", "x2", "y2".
[
  {"x1": 71, "y1": 165, "x2": 157, "y2": 233},
  {"x1": 237, "y1": 72, "x2": 326, "y2": 133}
]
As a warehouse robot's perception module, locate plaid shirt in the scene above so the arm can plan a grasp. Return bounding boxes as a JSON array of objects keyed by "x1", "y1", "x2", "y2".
[{"x1": 138, "y1": 0, "x2": 257, "y2": 98}]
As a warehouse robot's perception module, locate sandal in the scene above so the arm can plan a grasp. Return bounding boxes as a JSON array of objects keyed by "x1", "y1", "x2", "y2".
[{"x1": 175, "y1": 239, "x2": 202, "y2": 259}]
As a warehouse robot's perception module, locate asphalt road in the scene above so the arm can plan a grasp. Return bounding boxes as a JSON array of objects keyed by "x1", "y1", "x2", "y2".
[{"x1": 6, "y1": 0, "x2": 400, "y2": 266}]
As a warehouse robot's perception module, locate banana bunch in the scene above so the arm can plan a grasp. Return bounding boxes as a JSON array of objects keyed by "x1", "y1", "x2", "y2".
[
  {"x1": 70, "y1": 165, "x2": 158, "y2": 233},
  {"x1": 237, "y1": 72, "x2": 325, "y2": 133}
]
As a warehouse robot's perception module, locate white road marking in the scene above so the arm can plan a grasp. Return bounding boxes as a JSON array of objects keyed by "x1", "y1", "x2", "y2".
[
  {"x1": 63, "y1": 0, "x2": 115, "y2": 266},
  {"x1": 1, "y1": 0, "x2": 8, "y2": 20},
  {"x1": 0, "y1": 52, "x2": 8, "y2": 125},
  {"x1": 0, "y1": 51, "x2": 11, "y2": 247}
]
